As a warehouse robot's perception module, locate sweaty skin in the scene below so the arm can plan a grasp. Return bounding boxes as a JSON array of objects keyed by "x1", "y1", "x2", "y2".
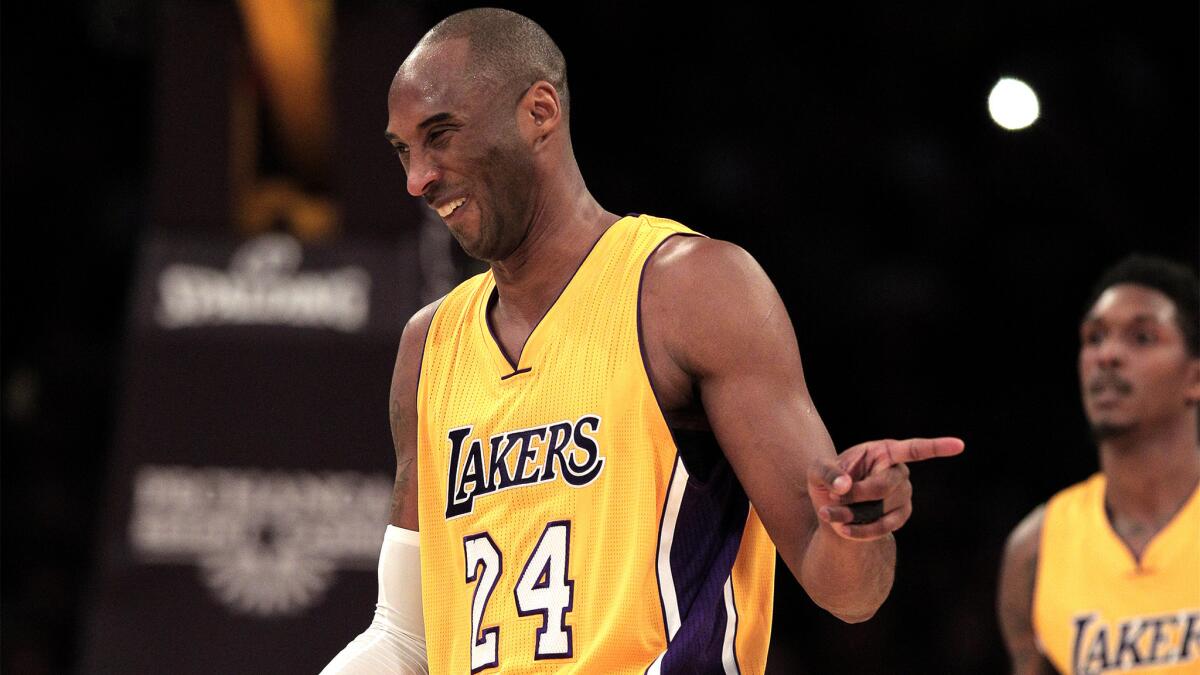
[{"x1": 384, "y1": 35, "x2": 963, "y2": 625}]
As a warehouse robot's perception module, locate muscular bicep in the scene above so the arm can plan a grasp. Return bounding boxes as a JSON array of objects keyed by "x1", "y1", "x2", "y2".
[
  {"x1": 644, "y1": 237, "x2": 836, "y2": 573},
  {"x1": 388, "y1": 300, "x2": 441, "y2": 530},
  {"x1": 998, "y1": 505, "x2": 1054, "y2": 675}
]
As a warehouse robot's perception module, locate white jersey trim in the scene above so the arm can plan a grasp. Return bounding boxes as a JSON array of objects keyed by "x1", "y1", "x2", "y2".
[
  {"x1": 657, "y1": 455, "x2": 690, "y2": 641},
  {"x1": 722, "y1": 576, "x2": 741, "y2": 675}
]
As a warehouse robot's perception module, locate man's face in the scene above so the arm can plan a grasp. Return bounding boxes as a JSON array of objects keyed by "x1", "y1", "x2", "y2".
[
  {"x1": 1078, "y1": 283, "x2": 1199, "y2": 439},
  {"x1": 385, "y1": 39, "x2": 536, "y2": 261}
]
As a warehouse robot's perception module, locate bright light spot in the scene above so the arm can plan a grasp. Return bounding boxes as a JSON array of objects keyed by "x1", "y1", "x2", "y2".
[{"x1": 988, "y1": 77, "x2": 1039, "y2": 131}]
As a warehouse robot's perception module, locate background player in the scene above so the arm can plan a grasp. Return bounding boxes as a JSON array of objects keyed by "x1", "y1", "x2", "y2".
[
  {"x1": 326, "y1": 9, "x2": 964, "y2": 673},
  {"x1": 998, "y1": 255, "x2": 1200, "y2": 674}
]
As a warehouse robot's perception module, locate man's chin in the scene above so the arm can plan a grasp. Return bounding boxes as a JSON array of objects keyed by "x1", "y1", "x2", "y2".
[
  {"x1": 458, "y1": 241, "x2": 491, "y2": 262},
  {"x1": 448, "y1": 227, "x2": 490, "y2": 262},
  {"x1": 1089, "y1": 419, "x2": 1137, "y2": 441},
  {"x1": 464, "y1": 232, "x2": 523, "y2": 264}
]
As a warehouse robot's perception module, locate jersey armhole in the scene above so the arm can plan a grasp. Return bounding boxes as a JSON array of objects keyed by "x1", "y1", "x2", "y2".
[{"x1": 636, "y1": 231, "x2": 712, "y2": 480}]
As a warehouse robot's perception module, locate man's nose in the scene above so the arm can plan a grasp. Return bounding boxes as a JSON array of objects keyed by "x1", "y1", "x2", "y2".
[
  {"x1": 406, "y1": 152, "x2": 442, "y2": 198},
  {"x1": 1094, "y1": 337, "x2": 1125, "y2": 368}
]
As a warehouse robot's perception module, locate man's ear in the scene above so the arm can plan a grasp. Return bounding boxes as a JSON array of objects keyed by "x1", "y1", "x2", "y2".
[
  {"x1": 517, "y1": 81, "x2": 563, "y2": 149},
  {"x1": 1185, "y1": 357, "x2": 1200, "y2": 405}
]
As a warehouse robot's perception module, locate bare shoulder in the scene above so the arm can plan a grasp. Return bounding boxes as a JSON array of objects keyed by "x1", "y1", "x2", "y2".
[
  {"x1": 390, "y1": 298, "x2": 445, "y2": 431},
  {"x1": 998, "y1": 503, "x2": 1046, "y2": 606},
  {"x1": 402, "y1": 298, "x2": 443, "y2": 351},
  {"x1": 393, "y1": 299, "x2": 443, "y2": 377},
  {"x1": 644, "y1": 235, "x2": 771, "y2": 295},
  {"x1": 643, "y1": 235, "x2": 789, "y2": 378},
  {"x1": 1003, "y1": 504, "x2": 1046, "y2": 566},
  {"x1": 998, "y1": 503, "x2": 1052, "y2": 674}
]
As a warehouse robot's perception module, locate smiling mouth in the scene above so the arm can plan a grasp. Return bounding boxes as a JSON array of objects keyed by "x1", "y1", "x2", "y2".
[{"x1": 436, "y1": 197, "x2": 467, "y2": 218}]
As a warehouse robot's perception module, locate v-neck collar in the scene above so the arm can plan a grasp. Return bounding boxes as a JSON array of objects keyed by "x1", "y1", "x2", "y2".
[
  {"x1": 478, "y1": 217, "x2": 629, "y2": 380},
  {"x1": 1094, "y1": 473, "x2": 1200, "y2": 574}
]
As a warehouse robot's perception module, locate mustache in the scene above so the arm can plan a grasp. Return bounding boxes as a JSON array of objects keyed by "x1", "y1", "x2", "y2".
[
  {"x1": 1088, "y1": 373, "x2": 1133, "y2": 395},
  {"x1": 423, "y1": 182, "x2": 462, "y2": 210}
]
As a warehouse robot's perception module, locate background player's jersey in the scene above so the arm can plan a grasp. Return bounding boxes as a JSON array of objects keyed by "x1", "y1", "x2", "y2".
[
  {"x1": 416, "y1": 215, "x2": 776, "y2": 674},
  {"x1": 1033, "y1": 473, "x2": 1200, "y2": 674}
]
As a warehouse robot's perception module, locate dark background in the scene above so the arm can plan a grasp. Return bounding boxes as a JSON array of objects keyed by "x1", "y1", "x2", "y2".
[{"x1": 3, "y1": 1, "x2": 1196, "y2": 673}]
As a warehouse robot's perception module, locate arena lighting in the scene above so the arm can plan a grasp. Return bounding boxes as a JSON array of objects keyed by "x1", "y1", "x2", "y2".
[{"x1": 988, "y1": 77, "x2": 1040, "y2": 131}]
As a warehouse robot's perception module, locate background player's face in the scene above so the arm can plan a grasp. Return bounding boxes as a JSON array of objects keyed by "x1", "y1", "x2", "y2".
[
  {"x1": 1078, "y1": 284, "x2": 1200, "y2": 439},
  {"x1": 385, "y1": 39, "x2": 536, "y2": 261}
]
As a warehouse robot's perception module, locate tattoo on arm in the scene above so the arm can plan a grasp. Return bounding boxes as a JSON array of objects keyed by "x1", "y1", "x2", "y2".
[
  {"x1": 389, "y1": 392, "x2": 416, "y2": 517},
  {"x1": 387, "y1": 300, "x2": 440, "y2": 529}
]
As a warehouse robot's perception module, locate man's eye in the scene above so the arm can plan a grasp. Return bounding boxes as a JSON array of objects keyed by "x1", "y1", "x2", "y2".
[
  {"x1": 1083, "y1": 329, "x2": 1104, "y2": 345},
  {"x1": 1132, "y1": 330, "x2": 1156, "y2": 345},
  {"x1": 430, "y1": 129, "x2": 452, "y2": 147}
]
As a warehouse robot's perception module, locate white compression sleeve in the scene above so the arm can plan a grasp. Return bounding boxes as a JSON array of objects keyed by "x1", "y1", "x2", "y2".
[{"x1": 320, "y1": 526, "x2": 428, "y2": 675}]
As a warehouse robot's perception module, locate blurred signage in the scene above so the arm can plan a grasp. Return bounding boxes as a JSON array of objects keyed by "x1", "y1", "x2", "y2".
[
  {"x1": 129, "y1": 464, "x2": 390, "y2": 616},
  {"x1": 127, "y1": 229, "x2": 422, "y2": 338},
  {"x1": 79, "y1": 231, "x2": 424, "y2": 673},
  {"x1": 155, "y1": 234, "x2": 371, "y2": 332}
]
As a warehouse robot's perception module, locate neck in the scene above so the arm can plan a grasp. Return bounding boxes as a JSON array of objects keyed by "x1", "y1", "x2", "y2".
[
  {"x1": 489, "y1": 160, "x2": 619, "y2": 322},
  {"x1": 1099, "y1": 412, "x2": 1200, "y2": 523}
]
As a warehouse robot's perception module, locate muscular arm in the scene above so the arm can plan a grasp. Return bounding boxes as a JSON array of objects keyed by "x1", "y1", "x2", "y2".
[
  {"x1": 998, "y1": 505, "x2": 1055, "y2": 675},
  {"x1": 642, "y1": 236, "x2": 895, "y2": 622},
  {"x1": 388, "y1": 300, "x2": 441, "y2": 530}
]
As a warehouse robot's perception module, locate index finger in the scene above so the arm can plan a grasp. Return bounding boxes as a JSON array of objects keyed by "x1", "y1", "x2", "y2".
[{"x1": 877, "y1": 437, "x2": 964, "y2": 467}]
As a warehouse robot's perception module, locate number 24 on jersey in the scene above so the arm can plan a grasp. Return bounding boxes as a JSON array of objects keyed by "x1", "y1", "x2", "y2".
[{"x1": 463, "y1": 521, "x2": 575, "y2": 671}]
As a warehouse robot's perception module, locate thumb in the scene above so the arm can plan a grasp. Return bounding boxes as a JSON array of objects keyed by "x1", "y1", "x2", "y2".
[{"x1": 808, "y1": 458, "x2": 852, "y2": 495}]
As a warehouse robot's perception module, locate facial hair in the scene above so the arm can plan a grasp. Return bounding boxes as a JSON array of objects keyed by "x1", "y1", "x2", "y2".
[
  {"x1": 1084, "y1": 371, "x2": 1138, "y2": 442},
  {"x1": 1087, "y1": 371, "x2": 1133, "y2": 397},
  {"x1": 473, "y1": 137, "x2": 537, "y2": 262},
  {"x1": 1090, "y1": 420, "x2": 1137, "y2": 442}
]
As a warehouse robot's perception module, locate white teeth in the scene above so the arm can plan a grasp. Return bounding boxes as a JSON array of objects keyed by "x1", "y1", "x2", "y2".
[{"x1": 437, "y1": 197, "x2": 466, "y2": 218}]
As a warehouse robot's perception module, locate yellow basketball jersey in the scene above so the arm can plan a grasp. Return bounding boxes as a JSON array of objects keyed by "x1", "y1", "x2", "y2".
[
  {"x1": 416, "y1": 215, "x2": 776, "y2": 674},
  {"x1": 1033, "y1": 473, "x2": 1200, "y2": 674}
]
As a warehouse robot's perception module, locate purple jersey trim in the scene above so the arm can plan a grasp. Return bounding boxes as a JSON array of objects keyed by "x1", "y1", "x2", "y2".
[
  {"x1": 483, "y1": 218, "x2": 621, "y2": 373},
  {"x1": 659, "y1": 460, "x2": 749, "y2": 674},
  {"x1": 498, "y1": 366, "x2": 533, "y2": 381}
]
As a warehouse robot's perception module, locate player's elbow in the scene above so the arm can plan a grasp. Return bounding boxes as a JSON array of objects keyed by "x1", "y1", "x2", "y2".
[
  {"x1": 794, "y1": 563, "x2": 891, "y2": 625},
  {"x1": 805, "y1": 589, "x2": 886, "y2": 624},
  {"x1": 833, "y1": 607, "x2": 878, "y2": 624},
  {"x1": 821, "y1": 599, "x2": 882, "y2": 624}
]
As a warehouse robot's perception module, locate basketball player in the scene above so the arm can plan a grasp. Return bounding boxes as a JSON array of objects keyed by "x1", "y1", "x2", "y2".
[
  {"x1": 998, "y1": 255, "x2": 1200, "y2": 674},
  {"x1": 323, "y1": 9, "x2": 964, "y2": 674}
]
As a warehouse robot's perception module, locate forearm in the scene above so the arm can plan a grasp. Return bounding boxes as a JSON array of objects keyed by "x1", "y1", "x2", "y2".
[
  {"x1": 796, "y1": 524, "x2": 895, "y2": 623},
  {"x1": 322, "y1": 624, "x2": 427, "y2": 675},
  {"x1": 321, "y1": 526, "x2": 428, "y2": 674}
]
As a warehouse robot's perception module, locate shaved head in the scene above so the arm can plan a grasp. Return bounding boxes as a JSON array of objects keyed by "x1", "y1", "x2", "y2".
[{"x1": 413, "y1": 8, "x2": 569, "y2": 119}]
